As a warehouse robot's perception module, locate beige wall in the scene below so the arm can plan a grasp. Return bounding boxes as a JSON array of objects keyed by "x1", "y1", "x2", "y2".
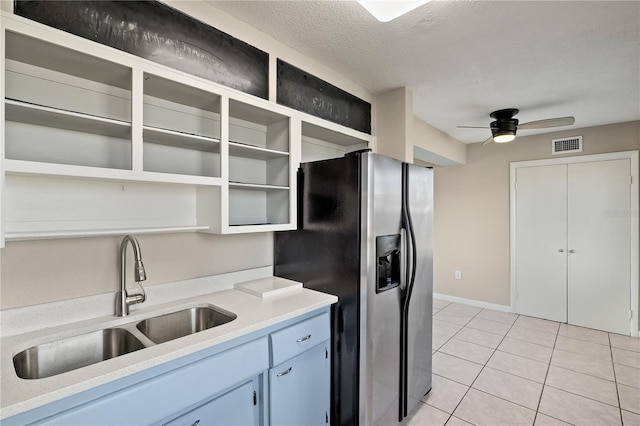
[
  {"x1": 1, "y1": 233, "x2": 273, "y2": 309},
  {"x1": 433, "y1": 121, "x2": 640, "y2": 306},
  {"x1": 374, "y1": 89, "x2": 466, "y2": 166},
  {"x1": 374, "y1": 87, "x2": 413, "y2": 163},
  {"x1": 413, "y1": 117, "x2": 466, "y2": 165}
]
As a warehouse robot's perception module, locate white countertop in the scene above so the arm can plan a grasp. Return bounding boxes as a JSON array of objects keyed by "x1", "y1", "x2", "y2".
[
  {"x1": 235, "y1": 276, "x2": 303, "y2": 298},
  {"x1": 0, "y1": 276, "x2": 337, "y2": 420}
]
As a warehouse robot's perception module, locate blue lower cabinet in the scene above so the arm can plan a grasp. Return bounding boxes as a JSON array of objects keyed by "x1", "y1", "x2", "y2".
[
  {"x1": 163, "y1": 379, "x2": 260, "y2": 426},
  {"x1": 269, "y1": 341, "x2": 330, "y2": 426},
  {"x1": 21, "y1": 338, "x2": 269, "y2": 426},
  {"x1": 5, "y1": 308, "x2": 332, "y2": 426},
  {"x1": 268, "y1": 313, "x2": 331, "y2": 426}
]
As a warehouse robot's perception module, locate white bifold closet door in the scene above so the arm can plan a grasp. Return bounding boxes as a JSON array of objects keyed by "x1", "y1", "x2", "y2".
[
  {"x1": 567, "y1": 160, "x2": 631, "y2": 334},
  {"x1": 515, "y1": 159, "x2": 631, "y2": 334},
  {"x1": 515, "y1": 164, "x2": 568, "y2": 323}
]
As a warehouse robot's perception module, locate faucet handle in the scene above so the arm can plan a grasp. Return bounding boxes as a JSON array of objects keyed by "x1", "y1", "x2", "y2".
[{"x1": 133, "y1": 279, "x2": 147, "y2": 304}]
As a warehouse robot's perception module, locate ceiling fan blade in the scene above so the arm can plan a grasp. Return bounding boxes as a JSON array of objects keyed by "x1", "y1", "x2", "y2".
[
  {"x1": 457, "y1": 125, "x2": 491, "y2": 129},
  {"x1": 481, "y1": 135, "x2": 494, "y2": 146},
  {"x1": 519, "y1": 117, "x2": 575, "y2": 130}
]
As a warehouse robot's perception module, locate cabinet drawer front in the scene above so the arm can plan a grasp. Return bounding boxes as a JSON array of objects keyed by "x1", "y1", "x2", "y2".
[{"x1": 270, "y1": 313, "x2": 330, "y2": 365}]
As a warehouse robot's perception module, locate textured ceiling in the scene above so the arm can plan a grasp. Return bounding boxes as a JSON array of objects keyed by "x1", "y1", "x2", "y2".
[{"x1": 207, "y1": 0, "x2": 640, "y2": 144}]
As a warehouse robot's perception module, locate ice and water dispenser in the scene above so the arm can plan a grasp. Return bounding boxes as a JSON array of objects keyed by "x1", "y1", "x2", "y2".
[{"x1": 376, "y1": 235, "x2": 401, "y2": 293}]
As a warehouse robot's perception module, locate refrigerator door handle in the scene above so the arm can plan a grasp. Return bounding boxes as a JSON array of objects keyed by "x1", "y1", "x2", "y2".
[
  {"x1": 401, "y1": 165, "x2": 418, "y2": 300},
  {"x1": 403, "y1": 177, "x2": 418, "y2": 418},
  {"x1": 405, "y1": 211, "x2": 417, "y2": 302},
  {"x1": 399, "y1": 163, "x2": 419, "y2": 421},
  {"x1": 399, "y1": 227, "x2": 408, "y2": 292},
  {"x1": 405, "y1": 189, "x2": 418, "y2": 307}
]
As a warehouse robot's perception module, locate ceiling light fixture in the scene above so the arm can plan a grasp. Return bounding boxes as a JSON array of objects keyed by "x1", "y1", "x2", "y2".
[
  {"x1": 491, "y1": 118, "x2": 517, "y2": 143},
  {"x1": 492, "y1": 132, "x2": 516, "y2": 143},
  {"x1": 356, "y1": 0, "x2": 431, "y2": 22}
]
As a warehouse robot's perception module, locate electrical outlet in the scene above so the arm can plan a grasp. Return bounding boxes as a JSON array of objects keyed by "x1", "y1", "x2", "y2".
[{"x1": 455, "y1": 270, "x2": 462, "y2": 280}]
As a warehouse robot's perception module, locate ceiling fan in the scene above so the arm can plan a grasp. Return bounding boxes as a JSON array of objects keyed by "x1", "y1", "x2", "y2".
[{"x1": 458, "y1": 108, "x2": 575, "y2": 145}]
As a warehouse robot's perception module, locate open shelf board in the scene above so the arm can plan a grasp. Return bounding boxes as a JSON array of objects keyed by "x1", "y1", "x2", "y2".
[
  {"x1": 5, "y1": 98, "x2": 130, "y2": 138},
  {"x1": 6, "y1": 30, "x2": 132, "y2": 90},
  {"x1": 228, "y1": 222, "x2": 286, "y2": 227},
  {"x1": 143, "y1": 125, "x2": 221, "y2": 153},
  {"x1": 302, "y1": 120, "x2": 371, "y2": 147},
  {"x1": 228, "y1": 141, "x2": 289, "y2": 161},
  {"x1": 4, "y1": 159, "x2": 223, "y2": 186},
  {"x1": 5, "y1": 225, "x2": 210, "y2": 241},
  {"x1": 229, "y1": 182, "x2": 289, "y2": 191}
]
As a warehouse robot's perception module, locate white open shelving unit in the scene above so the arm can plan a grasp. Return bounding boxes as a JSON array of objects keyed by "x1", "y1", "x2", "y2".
[
  {"x1": 300, "y1": 118, "x2": 371, "y2": 163},
  {"x1": 0, "y1": 12, "x2": 373, "y2": 246},
  {"x1": 226, "y1": 99, "x2": 291, "y2": 230}
]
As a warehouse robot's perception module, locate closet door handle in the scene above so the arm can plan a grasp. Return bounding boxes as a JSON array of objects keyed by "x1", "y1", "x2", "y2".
[
  {"x1": 569, "y1": 249, "x2": 575, "y2": 253},
  {"x1": 558, "y1": 249, "x2": 565, "y2": 253}
]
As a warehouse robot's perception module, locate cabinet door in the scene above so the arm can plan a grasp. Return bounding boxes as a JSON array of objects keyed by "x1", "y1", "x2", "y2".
[
  {"x1": 164, "y1": 380, "x2": 258, "y2": 426},
  {"x1": 270, "y1": 342, "x2": 330, "y2": 426}
]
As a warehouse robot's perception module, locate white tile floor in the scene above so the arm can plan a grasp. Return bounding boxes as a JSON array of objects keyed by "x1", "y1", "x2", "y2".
[{"x1": 402, "y1": 299, "x2": 640, "y2": 426}]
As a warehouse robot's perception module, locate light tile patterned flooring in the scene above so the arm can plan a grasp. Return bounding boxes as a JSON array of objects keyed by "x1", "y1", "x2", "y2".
[{"x1": 402, "y1": 299, "x2": 640, "y2": 426}]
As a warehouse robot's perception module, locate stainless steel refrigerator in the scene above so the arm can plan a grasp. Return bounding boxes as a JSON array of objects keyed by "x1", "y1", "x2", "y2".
[{"x1": 274, "y1": 151, "x2": 433, "y2": 425}]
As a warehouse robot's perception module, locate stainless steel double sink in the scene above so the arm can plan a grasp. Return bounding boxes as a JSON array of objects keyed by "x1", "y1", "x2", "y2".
[{"x1": 13, "y1": 305, "x2": 236, "y2": 380}]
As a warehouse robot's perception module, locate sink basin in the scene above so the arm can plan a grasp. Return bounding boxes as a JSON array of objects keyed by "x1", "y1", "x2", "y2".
[
  {"x1": 13, "y1": 328, "x2": 145, "y2": 380},
  {"x1": 136, "y1": 305, "x2": 236, "y2": 344}
]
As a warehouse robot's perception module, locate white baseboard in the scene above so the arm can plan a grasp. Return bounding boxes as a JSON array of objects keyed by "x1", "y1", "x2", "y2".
[
  {"x1": 434, "y1": 293, "x2": 513, "y2": 313},
  {"x1": 433, "y1": 294, "x2": 640, "y2": 338}
]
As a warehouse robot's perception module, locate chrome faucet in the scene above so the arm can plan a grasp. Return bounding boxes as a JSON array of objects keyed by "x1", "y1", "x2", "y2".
[{"x1": 116, "y1": 235, "x2": 147, "y2": 316}]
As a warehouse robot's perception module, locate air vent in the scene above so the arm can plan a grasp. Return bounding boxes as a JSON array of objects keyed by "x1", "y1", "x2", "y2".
[{"x1": 552, "y1": 136, "x2": 582, "y2": 155}]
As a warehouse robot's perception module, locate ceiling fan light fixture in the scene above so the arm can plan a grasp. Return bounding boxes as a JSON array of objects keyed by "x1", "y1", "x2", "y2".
[
  {"x1": 461, "y1": 108, "x2": 576, "y2": 147},
  {"x1": 493, "y1": 132, "x2": 516, "y2": 143},
  {"x1": 490, "y1": 117, "x2": 518, "y2": 143},
  {"x1": 356, "y1": 0, "x2": 431, "y2": 22}
]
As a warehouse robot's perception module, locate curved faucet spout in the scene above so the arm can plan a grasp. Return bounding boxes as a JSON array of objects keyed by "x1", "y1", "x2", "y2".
[{"x1": 117, "y1": 235, "x2": 147, "y2": 316}]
